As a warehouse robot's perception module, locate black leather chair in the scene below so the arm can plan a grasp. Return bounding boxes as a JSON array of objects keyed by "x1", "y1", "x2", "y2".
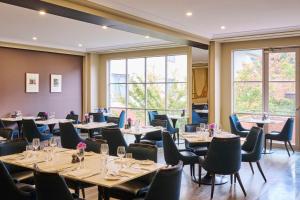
[
  {"x1": 0, "y1": 139, "x2": 34, "y2": 183},
  {"x1": 107, "y1": 143, "x2": 158, "y2": 200},
  {"x1": 36, "y1": 112, "x2": 50, "y2": 133},
  {"x1": 89, "y1": 112, "x2": 105, "y2": 123},
  {"x1": 229, "y1": 114, "x2": 250, "y2": 137},
  {"x1": 199, "y1": 137, "x2": 246, "y2": 198},
  {"x1": 107, "y1": 110, "x2": 126, "y2": 128},
  {"x1": 34, "y1": 170, "x2": 83, "y2": 200},
  {"x1": 140, "y1": 119, "x2": 166, "y2": 147},
  {"x1": 134, "y1": 161, "x2": 184, "y2": 200},
  {"x1": 0, "y1": 128, "x2": 14, "y2": 140},
  {"x1": 0, "y1": 161, "x2": 35, "y2": 200},
  {"x1": 155, "y1": 114, "x2": 180, "y2": 145},
  {"x1": 66, "y1": 111, "x2": 80, "y2": 124},
  {"x1": 162, "y1": 131, "x2": 198, "y2": 179},
  {"x1": 184, "y1": 124, "x2": 208, "y2": 157},
  {"x1": 242, "y1": 127, "x2": 266, "y2": 182},
  {"x1": 101, "y1": 127, "x2": 128, "y2": 156},
  {"x1": 22, "y1": 119, "x2": 52, "y2": 142},
  {"x1": 265, "y1": 118, "x2": 294, "y2": 156},
  {"x1": 0, "y1": 120, "x2": 19, "y2": 139}
]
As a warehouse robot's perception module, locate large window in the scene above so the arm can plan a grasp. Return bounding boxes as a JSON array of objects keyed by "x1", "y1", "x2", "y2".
[{"x1": 108, "y1": 55, "x2": 187, "y2": 125}]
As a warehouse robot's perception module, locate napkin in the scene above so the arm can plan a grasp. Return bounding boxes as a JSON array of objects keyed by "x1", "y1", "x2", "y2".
[
  {"x1": 119, "y1": 168, "x2": 144, "y2": 175},
  {"x1": 67, "y1": 169, "x2": 99, "y2": 178}
]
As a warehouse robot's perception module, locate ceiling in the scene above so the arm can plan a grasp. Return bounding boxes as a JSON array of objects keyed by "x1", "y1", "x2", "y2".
[
  {"x1": 90, "y1": 0, "x2": 300, "y2": 39},
  {"x1": 0, "y1": 3, "x2": 171, "y2": 52}
]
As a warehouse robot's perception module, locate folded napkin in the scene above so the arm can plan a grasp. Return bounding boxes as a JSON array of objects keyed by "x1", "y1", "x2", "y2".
[{"x1": 67, "y1": 169, "x2": 99, "y2": 179}]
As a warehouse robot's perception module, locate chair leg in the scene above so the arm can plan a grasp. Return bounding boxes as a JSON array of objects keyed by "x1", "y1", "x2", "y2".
[
  {"x1": 81, "y1": 188, "x2": 85, "y2": 199},
  {"x1": 190, "y1": 164, "x2": 193, "y2": 178},
  {"x1": 270, "y1": 140, "x2": 272, "y2": 150},
  {"x1": 256, "y1": 161, "x2": 267, "y2": 182},
  {"x1": 210, "y1": 174, "x2": 215, "y2": 199},
  {"x1": 284, "y1": 142, "x2": 290, "y2": 157},
  {"x1": 234, "y1": 174, "x2": 236, "y2": 183},
  {"x1": 177, "y1": 132, "x2": 180, "y2": 145},
  {"x1": 264, "y1": 138, "x2": 267, "y2": 153},
  {"x1": 75, "y1": 187, "x2": 79, "y2": 196},
  {"x1": 288, "y1": 141, "x2": 295, "y2": 153},
  {"x1": 249, "y1": 162, "x2": 254, "y2": 174},
  {"x1": 230, "y1": 174, "x2": 233, "y2": 184},
  {"x1": 235, "y1": 172, "x2": 247, "y2": 197}
]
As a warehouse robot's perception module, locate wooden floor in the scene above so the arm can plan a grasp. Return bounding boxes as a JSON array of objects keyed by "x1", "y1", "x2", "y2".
[{"x1": 83, "y1": 147, "x2": 300, "y2": 200}]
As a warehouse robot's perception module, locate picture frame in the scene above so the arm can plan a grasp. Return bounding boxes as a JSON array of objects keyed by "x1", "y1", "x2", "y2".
[
  {"x1": 50, "y1": 74, "x2": 62, "y2": 93},
  {"x1": 26, "y1": 73, "x2": 39, "y2": 93}
]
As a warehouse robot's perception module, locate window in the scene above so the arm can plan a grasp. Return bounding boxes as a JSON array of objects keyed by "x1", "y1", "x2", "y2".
[{"x1": 108, "y1": 55, "x2": 188, "y2": 125}]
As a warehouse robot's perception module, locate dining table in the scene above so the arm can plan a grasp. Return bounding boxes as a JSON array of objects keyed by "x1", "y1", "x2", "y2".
[
  {"x1": 121, "y1": 126, "x2": 162, "y2": 143},
  {"x1": 1, "y1": 116, "x2": 40, "y2": 137},
  {"x1": 0, "y1": 147, "x2": 165, "y2": 200},
  {"x1": 181, "y1": 131, "x2": 237, "y2": 185},
  {"x1": 74, "y1": 122, "x2": 117, "y2": 138},
  {"x1": 35, "y1": 118, "x2": 74, "y2": 134}
]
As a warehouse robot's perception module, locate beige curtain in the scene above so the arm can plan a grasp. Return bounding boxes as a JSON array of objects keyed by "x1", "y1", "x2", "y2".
[{"x1": 192, "y1": 67, "x2": 208, "y2": 103}]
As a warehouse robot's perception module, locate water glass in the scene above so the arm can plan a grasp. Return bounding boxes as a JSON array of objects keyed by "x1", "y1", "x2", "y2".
[
  {"x1": 134, "y1": 120, "x2": 140, "y2": 132},
  {"x1": 25, "y1": 145, "x2": 33, "y2": 159},
  {"x1": 100, "y1": 144, "x2": 109, "y2": 156},
  {"x1": 200, "y1": 123, "x2": 206, "y2": 132},
  {"x1": 77, "y1": 148, "x2": 85, "y2": 169},
  {"x1": 32, "y1": 138, "x2": 40, "y2": 151},
  {"x1": 49, "y1": 137, "x2": 57, "y2": 148},
  {"x1": 117, "y1": 146, "x2": 126, "y2": 159},
  {"x1": 196, "y1": 127, "x2": 201, "y2": 134},
  {"x1": 125, "y1": 153, "x2": 133, "y2": 159}
]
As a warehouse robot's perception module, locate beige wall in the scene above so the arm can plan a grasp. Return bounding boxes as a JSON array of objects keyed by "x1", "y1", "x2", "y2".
[{"x1": 220, "y1": 36, "x2": 300, "y2": 131}]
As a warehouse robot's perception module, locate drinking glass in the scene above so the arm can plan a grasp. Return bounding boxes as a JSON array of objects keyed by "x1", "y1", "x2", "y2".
[
  {"x1": 125, "y1": 153, "x2": 133, "y2": 159},
  {"x1": 25, "y1": 145, "x2": 33, "y2": 159},
  {"x1": 134, "y1": 120, "x2": 140, "y2": 132},
  {"x1": 49, "y1": 137, "x2": 57, "y2": 148},
  {"x1": 32, "y1": 138, "x2": 40, "y2": 151},
  {"x1": 200, "y1": 123, "x2": 206, "y2": 132},
  {"x1": 117, "y1": 146, "x2": 126, "y2": 159},
  {"x1": 77, "y1": 148, "x2": 85, "y2": 169},
  {"x1": 196, "y1": 127, "x2": 201, "y2": 134},
  {"x1": 100, "y1": 144, "x2": 109, "y2": 156}
]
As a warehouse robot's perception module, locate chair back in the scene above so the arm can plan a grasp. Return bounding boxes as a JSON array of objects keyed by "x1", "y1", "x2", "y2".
[
  {"x1": 101, "y1": 128, "x2": 128, "y2": 156},
  {"x1": 229, "y1": 114, "x2": 245, "y2": 134},
  {"x1": 37, "y1": 112, "x2": 48, "y2": 120},
  {"x1": 0, "y1": 128, "x2": 13, "y2": 140},
  {"x1": 192, "y1": 111, "x2": 206, "y2": 124},
  {"x1": 0, "y1": 120, "x2": 5, "y2": 128},
  {"x1": 242, "y1": 127, "x2": 263, "y2": 161},
  {"x1": 127, "y1": 143, "x2": 157, "y2": 162},
  {"x1": 66, "y1": 113, "x2": 79, "y2": 124},
  {"x1": 280, "y1": 118, "x2": 294, "y2": 141},
  {"x1": 22, "y1": 119, "x2": 42, "y2": 142},
  {"x1": 162, "y1": 131, "x2": 181, "y2": 165},
  {"x1": 0, "y1": 161, "x2": 30, "y2": 200},
  {"x1": 34, "y1": 171, "x2": 74, "y2": 200},
  {"x1": 154, "y1": 115, "x2": 174, "y2": 132},
  {"x1": 89, "y1": 112, "x2": 105, "y2": 123},
  {"x1": 118, "y1": 110, "x2": 125, "y2": 128},
  {"x1": 204, "y1": 136, "x2": 241, "y2": 175},
  {"x1": 59, "y1": 122, "x2": 81, "y2": 149},
  {"x1": 145, "y1": 161, "x2": 183, "y2": 200},
  {"x1": 150, "y1": 119, "x2": 167, "y2": 128},
  {"x1": 185, "y1": 124, "x2": 199, "y2": 132},
  {"x1": 148, "y1": 111, "x2": 158, "y2": 124}
]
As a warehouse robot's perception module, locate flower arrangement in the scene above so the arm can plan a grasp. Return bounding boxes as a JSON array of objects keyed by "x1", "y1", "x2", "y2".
[
  {"x1": 208, "y1": 123, "x2": 216, "y2": 130},
  {"x1": 77, "y1": 142, "x2": 86, "y2": 150}
]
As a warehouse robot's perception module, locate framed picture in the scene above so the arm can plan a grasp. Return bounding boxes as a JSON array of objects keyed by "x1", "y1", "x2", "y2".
[
  {"x1": 26, "y1": 73, "x2": 39, "y2": 93},
  {"x1": 50, "y1": 74, "x2": 62, "y2": 93}
]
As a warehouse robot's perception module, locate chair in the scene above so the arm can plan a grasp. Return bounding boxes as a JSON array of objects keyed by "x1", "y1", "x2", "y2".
[
  {"x1": 0, "y1": 120, "x2": 19, "y2": 139},
  {"x1": 22, "y1": 119, "x2": 52, "y2": 142},
  {"x1": 107, "y1": 143, "x2": 158, "y2": 200},
  {"x1": 34, "y1": 170, "x2": 82, "y2": 200},
  {"x1": 265, "y1": 118, "x2": 294, "y2": 156},
  {"x1": 0, "y1": 139, "x2": 34, "y2": 183},
  {"x1": 0, "y1": 119, "x2": 4, "y2": 128},
  {"x1": 140, "y1": 119, "x2": 166, "y2": 147},
  {"x1": 154, "y1": 114, "x2": 179, "y2": 144},
  {"x1": 66, "y1": 111, "x2": 80, "y2": 124},
  {"x1": 184, "y1": 124, "x2": 208, "y2": 157},
  {"x1": 107, "y1": 110, "x2": 126, "y2": 128},
  {"x1": 147, "y1": 111, "x2": 158, "y2": 125},
  {"x1": 0, "y1": 161, "x2": 35, "y2": 200},
  {"x1": 229, "y1": 114, "x2": 250, "y2": 137},
  {"x1": 36, "y1": 112, "x2": 50, "y2": 133},
  {"x1": 162, "y1": 131, "x2": 198, "y2": 179},
  {"x1": 101, "y1": 127, "x2": 128, "y2": 156},
  {"x1": 242, "y1": 127, "x2": 266, "y2": 182},
  {"x1": 192, "y1": 111, "x2": 207, "y2": 124},
  {"x1": 89, "y1": 112, "x2": 105, "y2": 123},
  {"x1": 134, "y1": 161, "x2": 184, "y2": 200},
  {"x1": 199, "y1": 137, "x2": 246, "y2": 199}
]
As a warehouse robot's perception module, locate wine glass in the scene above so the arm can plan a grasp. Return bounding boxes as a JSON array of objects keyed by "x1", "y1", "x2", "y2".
[
  {"x1": 77, "y1": 148, "x2": 85, "y2": 169},
  {"x1": 49, "y1": 137, "x2": 57, "y2": 148},
  {"x1": 100, "y1": 144, "x2": 109, "y2": 156},
  {"x1": 125, "y1": 153, "x2": 133, "y2": 159},
  {"x1": 200, "y1": 123, "x2": 206, "y2": 132},
  {"x1": 117, "y1": 146, "x2": 126, "y2": 159},
  {"x1": 25, "y1": 145, "x2": 33, "y2": 159},
  {"x1": 32, "y1": 138, "x2": 40, "y2": 151}
]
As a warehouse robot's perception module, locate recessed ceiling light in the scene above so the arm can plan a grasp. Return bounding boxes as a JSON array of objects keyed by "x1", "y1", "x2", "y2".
[
  {"x1": 78, "y1": 43, "x2": 83, "y2": 47},
  {"x1": 186, "y1": 12, "x2": 193, "y2": 16},
  {"x1": 220, "y1": 26, "x2": 226, "y2": 30},
  {"x1": 32, "y1": 37, "x2": 37, "y2": 41},
  {"x1": 145, "y1": 35, "x2": 150, "y2": 39},
  {"x1": 39, "y1": 10, "x2": 46, "y2": 15},
  {"x1": 102, "y1": 25, "x2": 108, "y2": 29}
]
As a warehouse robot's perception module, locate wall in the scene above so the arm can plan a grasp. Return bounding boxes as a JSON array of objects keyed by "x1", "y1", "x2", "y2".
[
  {"x1": 220, "y1": 36, "x2": 300, "y2": 132},
  {"x1": 0, "y1": 47, "x2": 83, "y2": 118}
]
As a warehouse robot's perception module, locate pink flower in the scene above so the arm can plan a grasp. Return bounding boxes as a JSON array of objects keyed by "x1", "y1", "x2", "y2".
[
  {"x1": 208, "y1": 123, "x2": 216, "y2": 130},
  {"x1": 77, "y1": 142, "x2": 86, "y2": 150},
  {"x1": 128, "y1": 118, "x2": 132, "y2": 122}
]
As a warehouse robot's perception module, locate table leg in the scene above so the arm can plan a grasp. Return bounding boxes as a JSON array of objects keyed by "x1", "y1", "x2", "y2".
[
  {"x1": 171, "y1": 118, "x2": 178, "y2": 128},
  {"x1": 134, "y1": 134, "x2": 142, "y2": 143}
]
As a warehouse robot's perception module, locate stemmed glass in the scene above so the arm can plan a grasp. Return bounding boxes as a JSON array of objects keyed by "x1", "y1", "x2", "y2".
[
  {"x1": 117, "y1": 146, "x2": 126, "y2": 159},
  {"x1": 49, "y1": 137, "x2": 57, "y2": 160},
  {"x1": 100, "y1": 144, "x2": 109, "y2": 156},
  {"x1": 32, "y1": 138, "x2": 40, "y2": 151},
  {"x1": 200, "y1": 123, "x2": 206, "y2": 133},
  {"x1": 77, "y1": 148, "x2": 85, "y2": 169}
]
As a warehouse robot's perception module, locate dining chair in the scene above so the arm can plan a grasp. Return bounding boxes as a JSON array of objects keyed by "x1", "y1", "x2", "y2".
[
  {"x1": 34, "y1": 170, "x2": 83, "y2": 200},
  {"x1": 101, "y1": 127, "x2": 128, "y2": 156},
  {"x1": 0, "y1": 120, "x2": 19, "y2": 139},
  {"x1": 229, "y1": 114, "x2": 250, "y2": 137},
  {"x1": 36, "y1": 112, "x2": 50, "y2": 133},
  {"x1": 265, "y1": 118, "x2": 294, "y2": 157},
  {"x1": 0, "y1": 119, "x2": 5, "y2": 128},
  {"x1": 107, "y1": 110, "x2": 126, "y2": 128},
  {"x1": 134, "y1": 161, "x2": 184, "y2": 200},
  {"x1": 0, "y1": 128, "x2": 13, "y2": 140},
  {"x1": 89, "y1": 112, "x2": 105, "y2": 123},
  {"x1": 199, "y1": 136, "x2": 246, "y2": 199},
  {"x1": 147, "y1": 111, "x2": 158, "y2": 125},
  {"x1": 192, "y1": 111, "x2": 207, "y2": 124},
  {"x1": 66, "y1": 111, "x2": 80, "y2": 124},
  {"x1": 242, "y1": 127, "x2": 266, "y2": 182},
  {"x1": 140, "y1": 119, "x2": 166, "y2": 147},
  {"x1": 154, "y1": 114, "x2": 180, "y2": 145},
  {"x1": 184, "y1": 124, "x2": 208, "y2": 157},
  {"x1": 106, "y1": 143, "x2": 158, "y2": 200},
  {"x1": 162, "y1": 131, "x2": 198, "y2": 180},
  {"x1": 22, "y1": 119, "x2": 52, "y2": 142},
  {"x1": 0, "y1": 139, "x2": 34, "y2": 183},
  {"x1": 0, "y1": 161, "x2": 36, "y2": 200}
]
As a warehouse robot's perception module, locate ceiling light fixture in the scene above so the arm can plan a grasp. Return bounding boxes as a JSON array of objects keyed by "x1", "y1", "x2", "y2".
[
  {"x1": 220, "y1": 26, "x2": 226, "y2": 30},
  {"x1": 145, "y1": 35, "x2": 150, "y2": 39},
  {"x1": 186, "y1": 12, "x2": 193, "y2": 16},
  {"x1": 102, "y1": 25, "x2": 108, "y2": 29},
  {"x1": 39, "y1": 10, "x2": 46, "y2": 15},
  {"x1": 78, "y1": 43, "x2": 83, "y2": 47},
  {"x1": 32, "y1": 37, "x2": 37, "y2": 41}
]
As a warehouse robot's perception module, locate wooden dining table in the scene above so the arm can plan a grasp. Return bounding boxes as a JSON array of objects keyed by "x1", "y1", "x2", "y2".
[{"x1": 0, "y1": 147, "x2": 164, "y2": 200}]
